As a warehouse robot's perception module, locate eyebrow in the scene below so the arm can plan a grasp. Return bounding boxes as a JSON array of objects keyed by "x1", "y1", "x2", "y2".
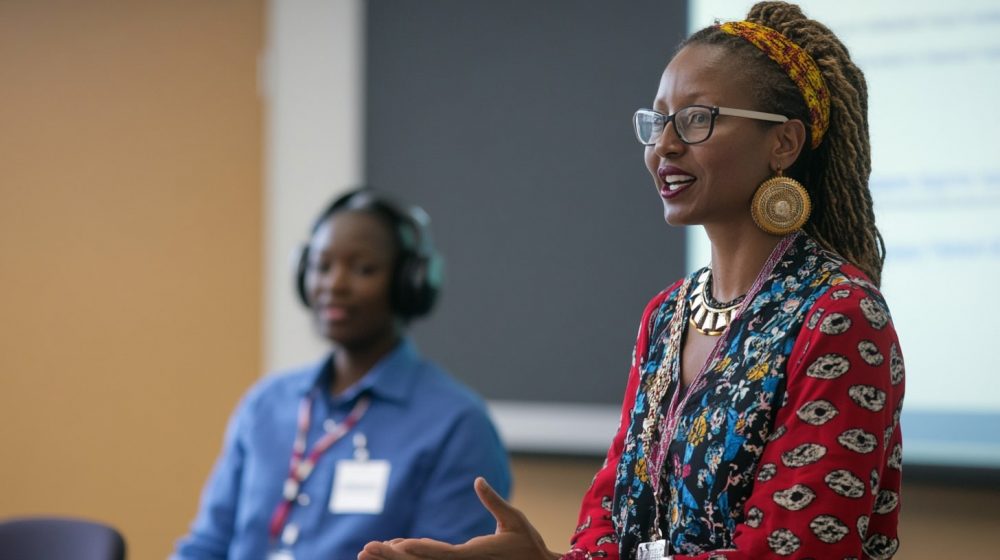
[{"x1": 653, "y1": 91, "x2": 711, "y2": 112}]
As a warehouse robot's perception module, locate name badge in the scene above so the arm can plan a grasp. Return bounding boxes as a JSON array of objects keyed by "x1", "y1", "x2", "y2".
[
  {"x1": 637, "y1": 539, "x2": 667, "y2": 560},
  {"x1": 329, "y1": 459, "x2": 391, "y2": 514}
]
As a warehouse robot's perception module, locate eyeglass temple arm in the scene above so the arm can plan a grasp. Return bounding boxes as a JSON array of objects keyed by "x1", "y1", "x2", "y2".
[{"x1": 717, "y1": 107, "x2": 788, "y2": 123}]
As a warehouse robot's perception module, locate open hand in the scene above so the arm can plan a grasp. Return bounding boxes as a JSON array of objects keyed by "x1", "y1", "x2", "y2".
[{"x1": 358, "y1": 477, "x2": 560, "y2": 560}]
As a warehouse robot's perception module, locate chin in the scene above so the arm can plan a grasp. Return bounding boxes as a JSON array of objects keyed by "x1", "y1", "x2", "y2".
[
  {"x1": 317, "y1": 323, "x2": 357, "y2": 347},
  {"x1": 661, "y1": 207, "x2": 691, "y2": 227},
  {"x1": 319, "y1": 329, "x2": 346, "y2": 346}
]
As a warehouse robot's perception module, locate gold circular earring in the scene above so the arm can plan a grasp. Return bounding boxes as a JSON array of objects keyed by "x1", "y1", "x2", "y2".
[{"x1": 751, "y1": 168, "x2": 812, "y2": 236}]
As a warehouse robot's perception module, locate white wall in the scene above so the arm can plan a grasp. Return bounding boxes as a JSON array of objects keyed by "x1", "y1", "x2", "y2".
[{"x1": 263, "y1": 0, "x2": 365, "y2": 373}]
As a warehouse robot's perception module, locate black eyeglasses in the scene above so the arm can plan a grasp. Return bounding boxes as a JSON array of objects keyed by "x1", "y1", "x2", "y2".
[{"x1": 633, "y1": 105, "x2": 788, "y2": 145}]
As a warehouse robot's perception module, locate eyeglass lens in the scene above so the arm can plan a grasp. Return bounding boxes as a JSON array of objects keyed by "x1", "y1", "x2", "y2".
[{"x1": 635, "y1": 107, "x2": 714, "y2": 145}]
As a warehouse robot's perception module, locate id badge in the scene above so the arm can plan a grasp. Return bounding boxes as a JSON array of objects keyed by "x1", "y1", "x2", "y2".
[
  {"x1": 329, "y1": 459, "x2": 391, "y2": 514},
  {"x1": 636, "y1": 539, "x2": 667, "y2": 560}
]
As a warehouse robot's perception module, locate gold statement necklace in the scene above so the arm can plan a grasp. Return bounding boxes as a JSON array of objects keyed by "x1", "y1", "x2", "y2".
[{"x1": 688, "y1": 268, "x2": 746, "y2": 336}]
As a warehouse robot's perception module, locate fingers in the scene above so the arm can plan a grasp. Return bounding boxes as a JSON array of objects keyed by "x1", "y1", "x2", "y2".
[
  {"x1": 473, "y1": 477, "x2": 527, "y2": 533},
  {"x1": 359, "y1": 538, "x2": 457, "y2": 560},
  {"x1": 358, "y1": 540, "x2": 393, "y2": 560},
  {"x1": 359, "y1": 540, "x2": 420, "y2": 560},
  {"x1": 399, "y1": 538, "x2": 458, "y2": 557}
]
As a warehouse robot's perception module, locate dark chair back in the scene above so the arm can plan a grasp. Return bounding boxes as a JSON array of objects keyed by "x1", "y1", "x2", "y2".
[{"x1": 0, "y1": 516, "x2": 126, "y2": 560}]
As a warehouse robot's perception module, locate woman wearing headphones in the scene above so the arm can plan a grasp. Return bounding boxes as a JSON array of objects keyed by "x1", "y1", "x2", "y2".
[{"x1": 172, "y1": 189, "x2": 511, "y2": 560}]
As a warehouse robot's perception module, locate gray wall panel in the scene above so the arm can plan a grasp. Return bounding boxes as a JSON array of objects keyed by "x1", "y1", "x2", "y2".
[{"x1": 366, "y1": 0, "x2": 688, "y2": 406}]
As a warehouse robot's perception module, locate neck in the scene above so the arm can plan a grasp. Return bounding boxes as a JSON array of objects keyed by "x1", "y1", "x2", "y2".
[
  {"x1": 703, "y1": 222, "x2": 784, "y2": 302},
  {"x1": 330, "y1": 331, "x2": 401, "y2": 396}
]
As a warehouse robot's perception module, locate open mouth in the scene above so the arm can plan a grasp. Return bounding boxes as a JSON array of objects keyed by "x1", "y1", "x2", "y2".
[{"x1": 662, "y1": 174, "x2": 695, "y2": 191}]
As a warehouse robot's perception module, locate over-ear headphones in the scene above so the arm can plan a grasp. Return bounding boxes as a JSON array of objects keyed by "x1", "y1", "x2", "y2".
[{"x1": 294, "y1": 188, "x2": 443, "y2": 320}]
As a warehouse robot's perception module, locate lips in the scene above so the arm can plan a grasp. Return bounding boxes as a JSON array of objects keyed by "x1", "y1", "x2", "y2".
[
  {"x1": 319, "y1": 304, "x2": 350, "y2": 323},
  {"x1": 658, "y1": 166, "x2": 696, "y2": 197}
]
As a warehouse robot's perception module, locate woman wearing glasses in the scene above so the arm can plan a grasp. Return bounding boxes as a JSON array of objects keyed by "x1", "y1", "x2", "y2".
[{"x1": 361, "y1": 2, "x2": 903, "y2": 559}]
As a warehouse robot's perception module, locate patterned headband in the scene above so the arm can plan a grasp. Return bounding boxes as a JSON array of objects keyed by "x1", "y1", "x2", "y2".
[{"x1": 719, "y1": 20, "x2": 830, "y2": 149}]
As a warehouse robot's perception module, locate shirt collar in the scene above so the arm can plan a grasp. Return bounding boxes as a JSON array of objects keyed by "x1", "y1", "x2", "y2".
[{"x1": 298, "y1": 338, "x2": 420, "y2": 404}]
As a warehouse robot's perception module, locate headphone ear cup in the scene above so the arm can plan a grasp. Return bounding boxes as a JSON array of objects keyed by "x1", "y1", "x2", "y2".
[
  {"x1": 422, "y1": 252, "x2": 443, "y2": 308},
  {"x1": 393, "y1": 252, "x2": 441, "y2": 319},
  {"x1": 392, "y1": 254, "x2": 421, "y2": 318},
  {"x1": 294, "y1": 244, "x2": 311, "y2": 308}
]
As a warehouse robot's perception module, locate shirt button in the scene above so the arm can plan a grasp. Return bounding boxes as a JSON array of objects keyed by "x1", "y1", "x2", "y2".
[
  {"x1": 297, "y1": 493, "x2": 311, "y2": 506},
  {"x1": 323, "y1": 419, "x2": 337, "y2": 433}
]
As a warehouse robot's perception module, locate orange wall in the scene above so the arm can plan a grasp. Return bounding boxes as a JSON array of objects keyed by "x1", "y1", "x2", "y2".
[{"x1": 0, "y1": 1, "x2": 263, "y2": 558}]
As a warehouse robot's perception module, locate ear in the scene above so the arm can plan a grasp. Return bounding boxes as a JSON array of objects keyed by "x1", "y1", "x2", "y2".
[{"x1": 770, "y1": 118, "x2": 807, "y2": 171}]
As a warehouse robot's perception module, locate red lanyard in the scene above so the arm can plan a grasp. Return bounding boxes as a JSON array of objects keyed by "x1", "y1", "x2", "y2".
[{"x1": 268, "y1": 393, "x2": 371, "y2": 540}]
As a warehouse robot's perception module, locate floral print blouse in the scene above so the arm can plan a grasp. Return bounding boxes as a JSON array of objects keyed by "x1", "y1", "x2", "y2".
[{"x1": 565, "y1": 232, "x2": 904, "y2": 559}]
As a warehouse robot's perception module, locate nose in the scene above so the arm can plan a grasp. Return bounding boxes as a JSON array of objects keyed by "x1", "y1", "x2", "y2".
[
  {"x1": 315, "y1": 263, "x2": 351, "y2": 297},
  {"x1": 653, "y1": 119, "x2": 684, "y2": 159},
  {"x1": 330, "y1": 265, "x2": 352, "y2": 294}
]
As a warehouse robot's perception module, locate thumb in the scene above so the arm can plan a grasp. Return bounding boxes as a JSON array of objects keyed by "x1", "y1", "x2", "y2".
[{"x1": 474, "y1": 477, "x2": 526, "y2": 533}]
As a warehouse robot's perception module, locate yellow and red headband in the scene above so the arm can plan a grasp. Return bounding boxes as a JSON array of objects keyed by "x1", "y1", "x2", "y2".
[{"x1": 719, "y1": 20, "x2": 830, "y2": 149}]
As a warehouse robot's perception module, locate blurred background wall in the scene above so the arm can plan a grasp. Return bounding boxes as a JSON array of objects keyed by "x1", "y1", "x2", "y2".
[
  {"x1": 1, "y1": 1, "x2": 998, "y2": 559},
  {"x1": 0, "y1": 1, "x2": 263, "y2": 557}
]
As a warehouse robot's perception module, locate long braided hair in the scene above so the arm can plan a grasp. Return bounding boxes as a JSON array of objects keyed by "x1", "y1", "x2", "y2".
[{"x1": 683, "y1": 1, "x2": 885, "y2": 285}]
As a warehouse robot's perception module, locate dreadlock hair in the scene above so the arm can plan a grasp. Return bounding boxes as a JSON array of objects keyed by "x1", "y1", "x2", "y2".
[{"x1": 682, "y1": 1, "x2": 885, "y2": 285}]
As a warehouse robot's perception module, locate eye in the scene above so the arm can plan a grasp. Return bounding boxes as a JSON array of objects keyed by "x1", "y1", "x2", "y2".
[
  {"x1": 354, "y1": 262, "x2": 381, "y2": 276},
  {"x1": 310, "y1": 256, "x2": 332, "y2": 274},
  {"x1": 643, "y1": 112, "x2": 665, "y2": 135},
  {"x1": 682, "y1": 108, "x2": 711, "y2": 128}
]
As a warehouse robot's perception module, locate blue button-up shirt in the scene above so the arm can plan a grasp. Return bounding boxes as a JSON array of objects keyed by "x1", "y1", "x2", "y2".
[{"x1": 173, "y1": 339, "x2": 511, "y2": 560}]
